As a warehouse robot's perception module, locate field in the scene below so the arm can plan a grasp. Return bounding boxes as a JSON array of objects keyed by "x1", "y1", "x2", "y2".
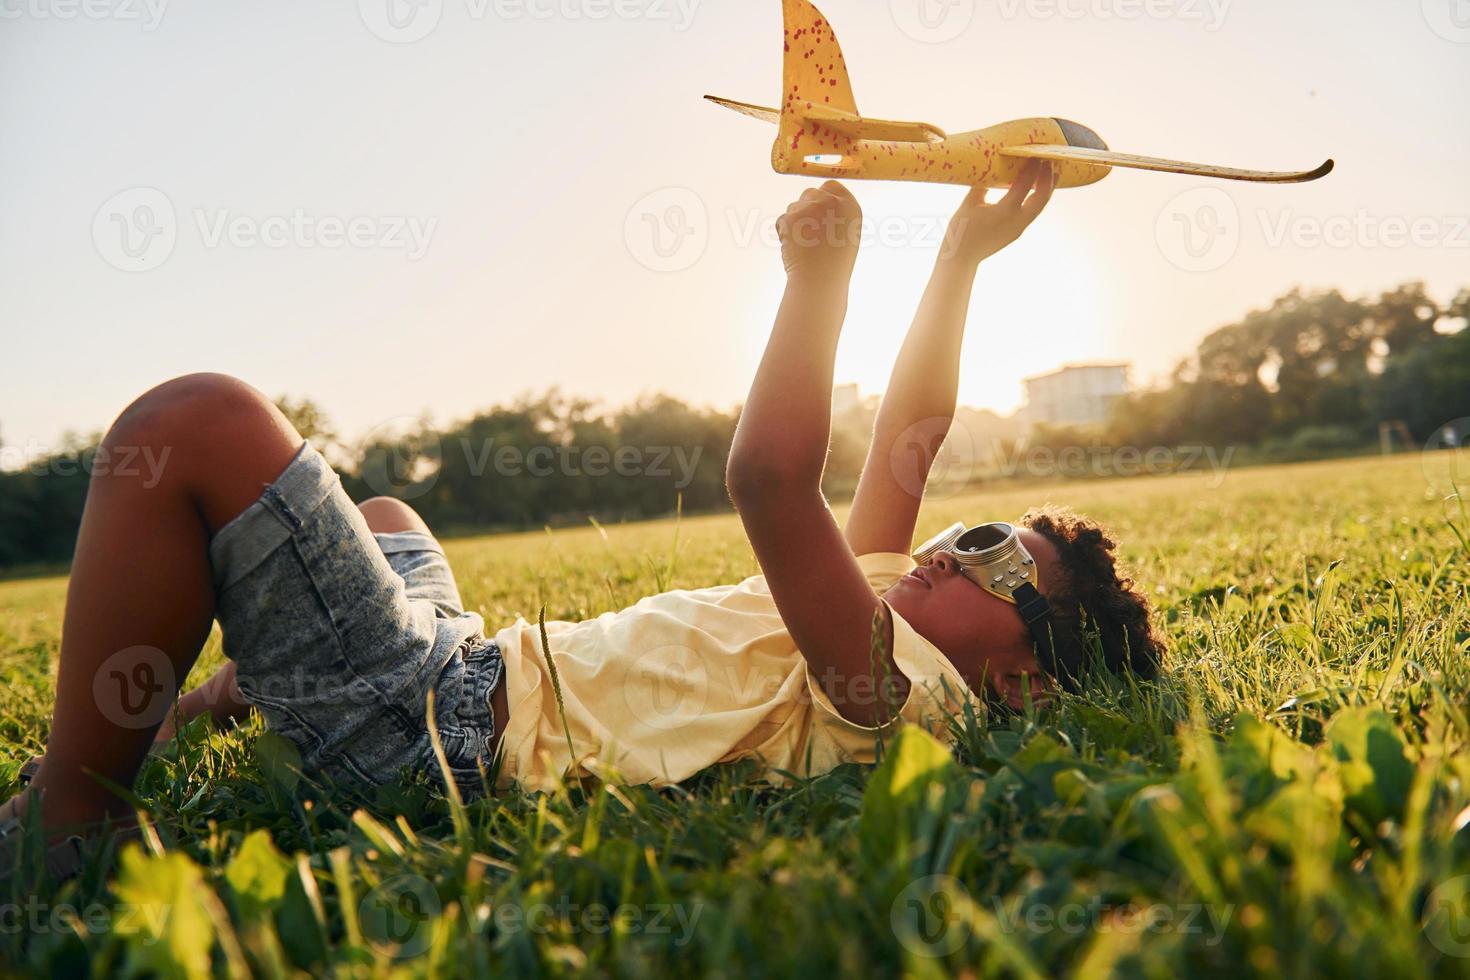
[{"x1": 3, "y1": 452, "x2": 1470, "y2": 978}]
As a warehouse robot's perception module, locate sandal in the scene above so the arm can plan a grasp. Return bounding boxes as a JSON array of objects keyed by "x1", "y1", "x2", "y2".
[{"x1": 0, "y1": 812, "x2": 86, "y2": 882}]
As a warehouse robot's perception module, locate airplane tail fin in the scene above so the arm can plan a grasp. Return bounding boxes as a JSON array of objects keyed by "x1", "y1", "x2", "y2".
[{"x1": 781, "y1": 0, "x2": 858, "y2": 117}]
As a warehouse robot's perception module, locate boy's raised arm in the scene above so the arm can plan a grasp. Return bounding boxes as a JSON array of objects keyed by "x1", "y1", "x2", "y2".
[
  {"x1": 726, "y1": 182, "x2": 906, "y2": 727},
  {"x1": 845, "y1": 162, "x2": 1055, "y2": 557}
]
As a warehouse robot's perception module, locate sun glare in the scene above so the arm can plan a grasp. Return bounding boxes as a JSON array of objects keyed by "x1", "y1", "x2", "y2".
[{"x1": 833, "y1": 182, "x2": 1110, "y2": 415}]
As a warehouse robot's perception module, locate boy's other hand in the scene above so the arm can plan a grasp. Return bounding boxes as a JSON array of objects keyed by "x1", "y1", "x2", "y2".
[
  {"x1": 941, "y1": 161, "x2": 1055, "y2": 269},
  {"x1": 777, "y1": 181, "x2": 863, "y2": 283}
]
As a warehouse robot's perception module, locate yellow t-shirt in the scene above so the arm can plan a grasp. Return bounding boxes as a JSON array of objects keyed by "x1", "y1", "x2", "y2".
[{"x1": 492, "y1": 552, "x2": 976, "y2": 792}]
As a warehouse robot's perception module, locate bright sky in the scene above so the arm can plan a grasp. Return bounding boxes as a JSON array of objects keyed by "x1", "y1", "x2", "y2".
[{"x1": 2, "y1": 0, "x2": 1467, "y2": 454}]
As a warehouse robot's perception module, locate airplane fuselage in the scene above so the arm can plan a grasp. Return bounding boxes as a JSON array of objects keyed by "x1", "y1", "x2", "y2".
[{"x1": 773, "y1": 116, "x2": 1113, "y2": 190}]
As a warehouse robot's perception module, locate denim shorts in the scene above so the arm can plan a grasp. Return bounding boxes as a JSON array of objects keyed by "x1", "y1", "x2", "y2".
[{"x1": 208, "y1": 443, "x2": 503, "y2": 795}]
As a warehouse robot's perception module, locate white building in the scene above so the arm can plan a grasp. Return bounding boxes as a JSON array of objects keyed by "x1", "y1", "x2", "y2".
[
  {"x1": 1022, "y1": 363, "x2": 1131, "y2": 429},
  {"x1": 832, "y1": 383, "x2": 863, "y2": 416}
]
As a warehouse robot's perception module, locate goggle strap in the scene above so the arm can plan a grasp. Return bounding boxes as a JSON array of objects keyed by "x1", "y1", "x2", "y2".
[
  {"x1": 1014, "y1": 583, "x2": 1050, "y2": 627},
  {"x1": 1012, "y1": 582, "x2": 1077, "y2": 693}
]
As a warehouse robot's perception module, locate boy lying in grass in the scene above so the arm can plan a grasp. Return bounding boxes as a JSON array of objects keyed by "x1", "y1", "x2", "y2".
[{"x1": 2, "y1": 161, "x2": 1161, "y2": 872}]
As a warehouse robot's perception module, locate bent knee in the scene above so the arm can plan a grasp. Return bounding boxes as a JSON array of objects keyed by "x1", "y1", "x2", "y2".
[
  {"x1": 104, "y1": 374, "x2": 304, "y2": 504},
  {"x1": 358, "y1": 496, "x2": 431, "y2": 535},
  {"x1": 110, "y1": 373, "x2": 285, "y2": 448}
]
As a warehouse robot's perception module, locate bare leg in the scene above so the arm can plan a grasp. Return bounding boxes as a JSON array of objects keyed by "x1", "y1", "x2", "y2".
[
  {"x1": 152, "y1": 662, "x2": 248, "y2": 743},
  {"x1": 13, "y1": 374, "x2": 303, "y2": 833}
]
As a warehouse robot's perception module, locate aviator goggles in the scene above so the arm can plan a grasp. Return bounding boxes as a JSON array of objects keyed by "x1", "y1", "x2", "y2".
[{"x1": 911, "y1": 522, "x2": 1074, "y2": 690}]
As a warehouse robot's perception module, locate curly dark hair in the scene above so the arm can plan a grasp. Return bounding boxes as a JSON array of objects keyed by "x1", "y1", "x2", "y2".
[{"x1": 1020, "y1": 505, "x2": 1165, "y2": 688}]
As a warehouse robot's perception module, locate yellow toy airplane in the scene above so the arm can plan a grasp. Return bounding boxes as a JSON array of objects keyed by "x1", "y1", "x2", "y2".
[{"x1": 706, "y1": 0, "x2": 1334, "y2": 190}]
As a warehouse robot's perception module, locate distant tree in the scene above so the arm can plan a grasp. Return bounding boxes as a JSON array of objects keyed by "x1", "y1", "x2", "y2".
[
  {"x1": 1445, "y1": 288, "x2": 1470, "y2": 334},
  {"x1": 1370, "y1": 281, "x2": 1442, "y2": 356},
  {"x1": 1103, "y1": 282, "x2": 1464, "y2": 454},
  {"x1": 616, "y1": 396, "x2": 736, "y2": 517},
  {"x1": 274, "y1": 396, "x2": 341, "y2": 460}
]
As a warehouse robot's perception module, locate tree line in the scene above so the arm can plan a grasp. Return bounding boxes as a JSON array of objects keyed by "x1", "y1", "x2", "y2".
[
  {"x1": 1065, "y1": 281, "x2": 1470, "y2": 458},
  {"x1": 1, "y1": 281, "x2": 1466, "y2": 571}
]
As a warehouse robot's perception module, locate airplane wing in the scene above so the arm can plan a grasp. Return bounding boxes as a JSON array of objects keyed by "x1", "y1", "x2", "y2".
[
  {"x1": 705, "y1": 95, "x2": 781, "y2": 125},
  {"x1": 999, "y1": 144, "x2": 1334, "y2": 183},
  {"x1": 704, "y1": 95, "x2": 946, "y2": 144}
]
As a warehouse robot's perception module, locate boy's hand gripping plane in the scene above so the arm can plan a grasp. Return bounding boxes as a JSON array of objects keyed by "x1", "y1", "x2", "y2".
[{"x1": 706, "y1": 0, "x2": 1334, "y2": 190}]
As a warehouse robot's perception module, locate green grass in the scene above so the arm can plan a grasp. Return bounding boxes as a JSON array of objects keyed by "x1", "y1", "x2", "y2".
[{"x1": 4, "y1": 453, "x2": 1470, "y2": 978}]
